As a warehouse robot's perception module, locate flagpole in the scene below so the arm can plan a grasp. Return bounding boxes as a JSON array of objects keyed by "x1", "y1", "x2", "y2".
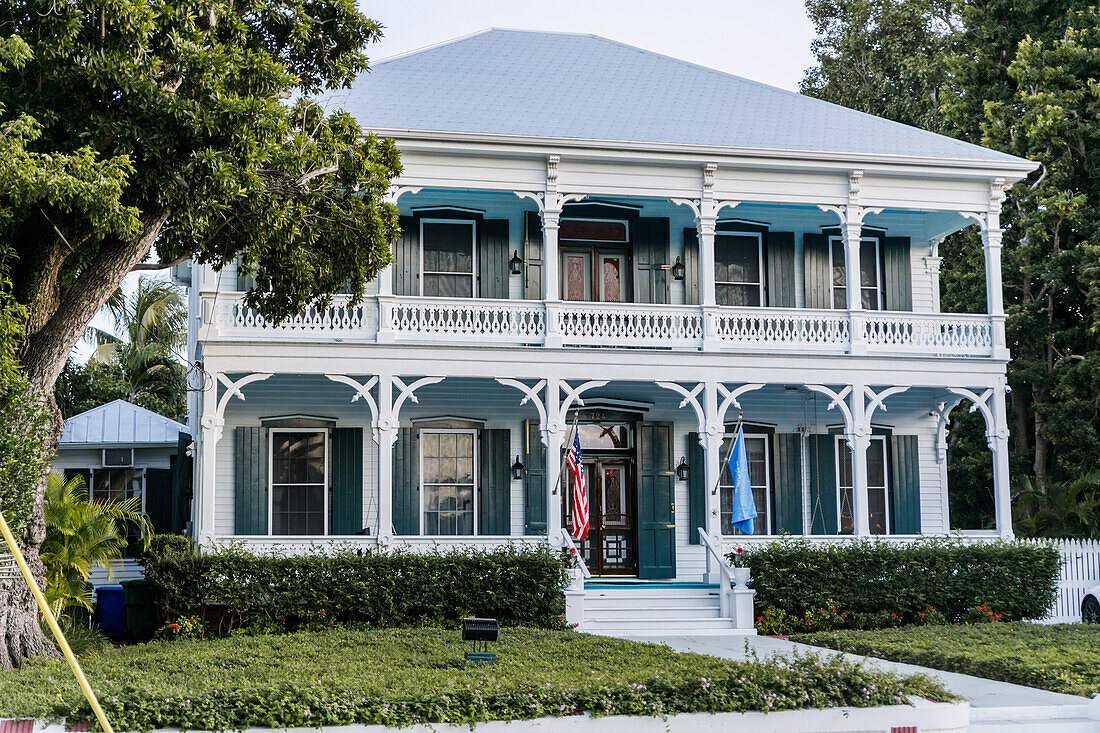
[
  {"x1": 711, "y1": 413, "x2": 742, "y2": 496},
  {"x1": 551, "y1": 414, "x2": 579, "y2": 497}
]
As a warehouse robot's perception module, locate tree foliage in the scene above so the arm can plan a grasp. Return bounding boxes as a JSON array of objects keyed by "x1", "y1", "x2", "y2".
[{"x1": 803, "y1": 0, "x2": 1100, "y2": 536}]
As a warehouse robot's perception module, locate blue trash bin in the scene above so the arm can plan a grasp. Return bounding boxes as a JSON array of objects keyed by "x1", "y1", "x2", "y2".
[{"x1": 95, "y1": 585, "x2": 126, "y2": 639}]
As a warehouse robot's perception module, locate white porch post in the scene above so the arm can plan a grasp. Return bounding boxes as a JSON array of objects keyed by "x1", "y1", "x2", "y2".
[
  {"x1": 702, "y1": 381, "x2": 723, "y2": 583},
  {"x1": 981, "y1": 225, "x2": 1008, "y2": 358},
  {"x1": 821, "y1": 172, "x2": 878, "y2": 356},
  {"x1": 847, "y1": 382, "x2": 872, "y2": 536},
  {"x1": 543, "y1": 208, "x2": 562, "y2": 348},
  {"x1": 989, "y1": 378, "x2": 1013, "y2": 538},
  {"x1": 924, "y1": 236, "x2": 944, "y2": 313},
  {"x1": 196, "y1": 369, "x2": 220, "y2": 546},
  {"x1": 544, "y1": 376, "x2": 564, "y2": 542},
  {"x1": 376, "y1": 373, "x2": 395, "y2": 541}
]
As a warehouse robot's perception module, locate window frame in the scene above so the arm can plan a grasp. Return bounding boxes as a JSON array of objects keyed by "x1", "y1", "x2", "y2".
[
  {"x1": 828, "y1": 235, "x2": 883, "y2": 310},
  {"x1": 419, "y1": 218, "x2": 477, "y2": 298},
  {"x1": 718, "y1": 431, "x2": 772, "y2": 536},
  {"x1": 267, "y1": 427, "x2": 329, "y2": 537},
  {"x1": 418, "y1": 428, "x2": 479, "y2": 537},
  {"x1": 833, "y1": 433, "x2": 890, "y2": 535},
  {"x1": 88, "y1": 467, "x2": 146, "y2": 513},
  {"x1": 714, "y1": 231, "x2": 765, "y2": 308}
]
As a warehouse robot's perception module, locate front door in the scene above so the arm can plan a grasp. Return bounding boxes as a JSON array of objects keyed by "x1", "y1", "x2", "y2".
[
  {"x1": 565, "y1": 459, "x2": 637, "y2": 576},
  {"x1": 562, "y1": 249, "x2": 630, "y2": 302}
]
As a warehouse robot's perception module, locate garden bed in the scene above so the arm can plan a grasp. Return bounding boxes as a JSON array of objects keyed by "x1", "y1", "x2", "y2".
[
  {"x1": 0, "y1": 628, "x2": 952, "y2": 730},
  {"x1": 794, "y1": 622, "x2": 1100, "y2": 697}
]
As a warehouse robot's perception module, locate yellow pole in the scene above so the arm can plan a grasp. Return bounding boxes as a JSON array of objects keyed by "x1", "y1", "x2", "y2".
[{"x1": 0, "y1": 509, "x2": 114, "y2": 733}]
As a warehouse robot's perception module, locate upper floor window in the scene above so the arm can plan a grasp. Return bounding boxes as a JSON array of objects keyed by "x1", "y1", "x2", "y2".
[
  {"x1": 830, "y1": 237, "x2": 882, "y2": 310},
  {"x1": 270, "y1": 430, "x2": 327, "y2": 535},
  {"x1": 421, "y1": 220, "x2": 475, "y2": 298},
  {"x1": 720, "y1": 433, "x2": 771, "y2": 534},
  {"x1": 715, "y1": 233, "x2": 764, "y2": 307},
  {"x1": 835, "y1": 434, "x2": 888, "y2": 534},
  {"x1": 420, "y1": 429, "x2": 477, "y2": 536}
]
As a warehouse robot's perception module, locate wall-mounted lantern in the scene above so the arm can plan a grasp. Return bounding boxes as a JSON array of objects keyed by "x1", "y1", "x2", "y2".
[
  {"x1": 676, "y1": 456, "x2": 690, "y2": 482},
  {"x1": 511, "y1": 456, "x2": 525, "y2": 480},
  {"x1": 671, "y1": 257, "x2": 686, "y2": 281},
  {"x1": 509, "y1": 250, "x2": 524, "y2": 275}
]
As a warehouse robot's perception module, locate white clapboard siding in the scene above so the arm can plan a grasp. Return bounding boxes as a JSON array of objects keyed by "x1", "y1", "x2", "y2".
[{"x1": 1024, "y1": 538, "x2": 1100, "y2": 623}]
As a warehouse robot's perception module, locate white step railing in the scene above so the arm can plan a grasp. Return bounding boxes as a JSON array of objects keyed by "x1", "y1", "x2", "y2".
[
  {"x1": 559, "y1": 528, "x2": 592, "y2": 579},
  {"x1": 205, "y1": 294, "x2": 998, "y2": 357},
  {"x1": 698, "y1": 527, "x2": 735, "y2": 618}
]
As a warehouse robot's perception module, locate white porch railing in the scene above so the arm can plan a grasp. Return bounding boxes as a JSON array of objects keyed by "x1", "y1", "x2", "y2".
[
  {"x1": 559, "y1": 528, "x2": 592, "y2": 578},
  {"x1": 205, "y1": 294, "x2": 998, "y2": 357},
  {"x1": 698, "y1": 527, "x2": 736, "y2": 618}
]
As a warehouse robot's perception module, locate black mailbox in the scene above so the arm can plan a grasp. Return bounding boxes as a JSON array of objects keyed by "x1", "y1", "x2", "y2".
[{"x1": 461, "y1": 617, "x2": 498, "y2": 642}]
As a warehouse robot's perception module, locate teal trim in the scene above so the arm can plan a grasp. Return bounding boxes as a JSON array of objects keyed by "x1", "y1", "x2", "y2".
[
  {"x1": 234, "y1": 426, "x2": 267, "y2": 535},
  {"x1": 393, "y1": 428, "x2": 419, "y2": 535},
  {"x1": 890, "y1": 434, "x2": 921, "y2": 534},
  {"x1": 637, "y1": 422, "x2": 675, "y2": 579},
  {"x1": 687, "y1": 432, "x2": 705, "y2": 544},
  {"x1": 330, "y1": 427, "x2": 364, "y2": 535},
  {"x1": 808, "y1": 434, "x2": 837, "y2": 534},
  {"x1": 774, "y1": 433, "x2": 803, "y2": 534},
  {"x1": 479, "y1": 428, "x2": 510, "y2": 535},
  {"x1": 523, "y1": 420, "x2": 547, "y2": 535},
  {"x1": 585, "y1": 581, "x2": 719, "y2": 589}
]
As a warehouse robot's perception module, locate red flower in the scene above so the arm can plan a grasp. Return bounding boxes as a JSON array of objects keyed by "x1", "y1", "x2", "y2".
[
  {"x1": 920, "y1": 613, "x2": 925, "y2": 618},
  {"x1": 168, "y1": 624, "x2": 179, "y2": 629},
  {"x1": 891, "y1": 613, "x2": 897, "y2": 618},
  {"x1": 736, "y1": 547, "x2": 744, "y2": 555},
  {"x1": 569, "y1": 547, "x2": 577, "y2": 556},
  {"x1": 321, "y1": 609, "x2": 326, "y2": 615},
  {"x1": 928, "y1": 606, "x2": 933, "y2": 611},
  {"x1": 841, "y1": 612, "x2": 847, "y2": 617}
]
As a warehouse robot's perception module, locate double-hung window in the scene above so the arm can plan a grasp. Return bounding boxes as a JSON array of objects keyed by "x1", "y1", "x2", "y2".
[
  {"x1": 91, "y1": 468, "x2": 144, "y2": 505},
  {"x1": 719, "y1": 433, "x2": 771, "y2": 534},
  {"x1": 421, "y1": 220, "x2": 475, "y2": 297},
  {"x1": 420, "y1": 430, "x2": 477, "y2": 536},
  {"x1": 715, "y1": 233, "x2": 764, "y2": 307},
  {"x1": 270, "y1": 430, "x2": 327, "y2": 535},
  {"x1": 835, "y1": 434, "x2": 889, "y2": 534},
  {"x1": 829, "y1": 237, "x2": 882, "y2": 310}
]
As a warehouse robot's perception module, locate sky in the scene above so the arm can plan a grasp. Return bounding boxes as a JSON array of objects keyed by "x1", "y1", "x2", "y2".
[{"x1": 75, "y1": 1, "x2": 819, "y2": 362}]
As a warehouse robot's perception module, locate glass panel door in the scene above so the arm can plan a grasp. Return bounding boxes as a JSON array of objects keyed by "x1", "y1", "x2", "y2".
[
  {"x1": 563, "y1": 251, "x2": 593, "y2": 301},
  {"x1": 598, "y1": 254, "x2": 627, "y2": 303}
]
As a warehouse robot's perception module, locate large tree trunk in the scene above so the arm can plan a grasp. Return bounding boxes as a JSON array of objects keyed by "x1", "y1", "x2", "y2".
[{"x1": 0, "y1": 394, "x2": 62, "y2": 669}]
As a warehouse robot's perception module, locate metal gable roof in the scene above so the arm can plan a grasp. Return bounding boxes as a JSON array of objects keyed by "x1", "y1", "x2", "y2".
[
  {"x1": 324, "y1": 28, "x2": 1029, "y2": 166},
  {"x1": 60, "y1": 399, "x2": 188, "y2": 447}
]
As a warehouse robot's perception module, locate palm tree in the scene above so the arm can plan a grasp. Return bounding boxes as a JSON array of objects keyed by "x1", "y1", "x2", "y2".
[
  {"x1": 40, "y1": 472, "x2": 153, "y2": 617},
  {"x1": 86, "y1": 277, "x2": 186, "y2": 416},
  {"x1": 1013, "y1": 473, "x2": 1100, "y2": 540}
]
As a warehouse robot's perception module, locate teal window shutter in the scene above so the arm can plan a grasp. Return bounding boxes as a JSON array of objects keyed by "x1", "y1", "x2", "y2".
[
  {"x1": 392, "y1": 427, "x2": 420, "y2": 535},
  {"x1": 478, "y1": 429, "x2": 511, "y2": 535},
  {"x1": 765, "y1": 232, "x2": 796, "y2": 308},
  {"x1": 803, "y1": 233, "x2": 831, "y2": 309},
  {"x1": 773, "y1": 433, "x2": 803, "y2": 534},
  {"x1": 687, "y1": 432, "x2": 705, "y2": 544},
  {"x1": 807, "y1": 434, "x2": 837, "y2": 534},
  {"x1": 523, "y1": 212, "x2": 543, "y2": 300},
  {"x1": 889, "y1": 434, "x2": 921, "y2": 534},
  {"x1": 883, "y1": 236, "x2": 913, "y2": 311},
  {"x1": 330, "y1": 427, "x2": 364, "y2": 535},
  {"x1": 144, "y1": 468, "x2": 173, "y2": 535},
  {"x1": 634, "y1": 217, "x2": 670, "y2": 304},
  {"x1": 478, "y1": 220, "x2": 510, "y2": 300},
  {"x1": 393, "y1": 215, "x2": 419, "y2": 296},
  {"x1": 523, "y1": 419, "x2": 547, "y2": 535},
  {"x1": 637, "y1": 422, "x2": 675, "y2": 579},
  {"x1": 234, "y1": 426, "x2": 268, "y2": 535},
  {"x1": 683, "y1": 228, "x2": 699, "y2": 305}
]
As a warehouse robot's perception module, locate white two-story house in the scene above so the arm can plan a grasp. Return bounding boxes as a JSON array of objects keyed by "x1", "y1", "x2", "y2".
[{"x1": 185, "y1": 30, "x2": 1036, "y2": 627}]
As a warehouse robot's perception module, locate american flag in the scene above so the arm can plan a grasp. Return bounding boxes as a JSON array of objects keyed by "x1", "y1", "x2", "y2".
[{"x1": 566, "y1": 427, "x2": 589, "y2": 541}]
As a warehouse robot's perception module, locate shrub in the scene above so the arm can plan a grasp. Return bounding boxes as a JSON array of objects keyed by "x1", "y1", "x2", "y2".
[
  {"x1": 155, "y1": 616, "x2": 205, "y2": 641},
  {"x1": 142, "y1": 534, "x2": 192, "y2": 564},
  {"x1": 144, "y1": 544, "x2": 568, "y2": 634},
  {"x1": 739, "y1": 537, "x2": 1059, "y2": 631}
]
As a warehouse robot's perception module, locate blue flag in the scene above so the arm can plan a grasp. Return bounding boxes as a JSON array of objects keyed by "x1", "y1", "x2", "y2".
[{"x1": 727, "y1": 425, "x2": 757, "y2": 534}]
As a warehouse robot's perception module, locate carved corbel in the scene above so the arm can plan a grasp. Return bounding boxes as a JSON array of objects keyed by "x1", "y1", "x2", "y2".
[
  {"x1": 325, "y1": 374, "x2": 381, "y2": 441},
  {"x1": 201, "y1": 372, "x2": 273, "y2": 443}
]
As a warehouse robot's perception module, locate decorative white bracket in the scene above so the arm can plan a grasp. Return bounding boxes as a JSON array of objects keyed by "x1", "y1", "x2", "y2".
[
  {"x1": 933, "y1": 397, "x2": 965, "y2": 463},
  {"x1": 806, "y1": 384, "x2": 856, "y2": 436},
  {"x1": 818, "y1": 203, "x2": 884, "y2": 228},
  {"x1": 805, "y1": 384, "x2": 909, "y2": 443},
  {"x1": 657, "y1": 382, "x2": 764, "y2": 447},
  {"x1": 385, "y1": 186, "x2": 422, "y2": 205},
  {"x1": 558, "y1": 379, "x2": 610, "y2": 426},
  {"x1": 945, "y1": 386, "x2": 1003, "y2": 447},
  {"x1": 325, "y1": 374, "x2": 381, "y2": 440},
  {"x1": 391, "y1": 376, "x2": 446, "y2": 427},
  {"x1": 496, "y1": 378, "x2": 549, "y2": 431},
  {"x1": 657, "y1": 382, "x2": 706, "y2": 435},
  {"x1": 864, "y1": 385, "x2": 910, "y2": 423},
  {"x1": 202, "y1": 372, "x2": 272, "y2": 442},
  {"x1": 717, "y1": 383, "x2": 765, "y2": 425}
]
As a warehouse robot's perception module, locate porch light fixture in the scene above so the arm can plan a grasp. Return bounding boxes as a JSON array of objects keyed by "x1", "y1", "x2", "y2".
[
  {"x1": 671, "y1": 257, "x2": 685, "y2": 281},
  {"x1": 511, "y1": 455, "x2": 525, "y2": 480},
  {"x1": 462, "y1": 617, "x2": 498, "y2": 665},
  {"x1": 509, "y1": 250, "x2": 523, "y2": 275},
  {"x1": 676, "y1": 456, "x2": 690, "y2": 482}
]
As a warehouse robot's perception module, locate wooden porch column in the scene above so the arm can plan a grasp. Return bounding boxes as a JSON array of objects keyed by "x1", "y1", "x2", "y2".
[
  {"x1": 196, "y1": 369, "x2": 220, "y2": 547},
  {"x1": 543, "y1": 376, "x2": 564, "y2": 542},
  {"x1": 981, "y1": 225, "x2": 1008, "y2": 358},
  {"x1": 376, "y1": 373, "x2": 395, "y2": 541},
  {"x1": 989, "y1": 378, "x2": 1013, "y2": 538},
  {"x1": 847, "y1": 382, "x2": 872, "y2": 537},
  {"x1": 702, "y1": 380, "x2": 723, "y2": 540}
]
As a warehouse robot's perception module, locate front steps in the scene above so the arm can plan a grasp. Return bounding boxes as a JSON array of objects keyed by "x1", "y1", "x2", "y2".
[{"x1": 580, "y1": 581, "x2": 756, "y2": 636}]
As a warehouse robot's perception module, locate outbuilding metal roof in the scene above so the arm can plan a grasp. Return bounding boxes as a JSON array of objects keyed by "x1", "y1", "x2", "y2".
[
  {"x1": 324, "y1": 28, "x2": 1029, "y2": 166},
  {"x1": 60, "y1": 399, "x2": 188, "y2": 447}
]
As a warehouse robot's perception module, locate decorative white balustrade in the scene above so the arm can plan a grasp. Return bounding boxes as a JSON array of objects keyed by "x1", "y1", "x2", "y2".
[
  {"x1": 554, "y1": 302, "x2": 703, "y2": 348},
  {"x1": 710, "y1": 307, "x2": 850, "y2": 352},
  {"x1": 207, "y1": 294, "x2": 997, "y2": 357}
]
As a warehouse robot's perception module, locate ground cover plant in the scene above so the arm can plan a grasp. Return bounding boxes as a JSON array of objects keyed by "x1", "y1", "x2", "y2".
[
  {"x1": 742, "y1": 538, "x2": 1060, "y2": 633},
  {"x1": 145, "y1": 545, "x2": 567, "y2": 633},
  {"x1": 794, "y1": 622, "x2": 1100, "y2": 697},
  {"x1": 0, "y1": 627, "x2": 953, "y2": 730}
]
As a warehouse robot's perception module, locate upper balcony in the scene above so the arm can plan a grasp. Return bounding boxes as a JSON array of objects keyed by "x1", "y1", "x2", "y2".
[{"x1": 199, "y1": 178, "x2": 1009, "y2": 361}]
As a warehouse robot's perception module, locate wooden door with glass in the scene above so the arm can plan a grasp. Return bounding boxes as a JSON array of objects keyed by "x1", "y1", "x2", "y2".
[
  {"x1": 559, "y1": 217, "x2": 632, "y2": 304},
  {"x1": 564, "y1": 458, "x2": 637, "y2": 576}
]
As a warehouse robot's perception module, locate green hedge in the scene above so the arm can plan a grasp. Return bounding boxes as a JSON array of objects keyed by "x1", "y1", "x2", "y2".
[
  {"x1": 144, "y1": 545, "x2": 567, "y2": 633},
  {"x1": 739, "y1": 538, "x2": 1060, "y2": 631}
]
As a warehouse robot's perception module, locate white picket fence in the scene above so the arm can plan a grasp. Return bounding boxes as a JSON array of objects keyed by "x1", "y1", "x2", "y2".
[{"x1": 1023, "y1": 538, "x2": 1100, "y2": 623}]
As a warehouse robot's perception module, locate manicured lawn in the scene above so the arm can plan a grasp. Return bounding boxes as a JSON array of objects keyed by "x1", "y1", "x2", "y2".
[
  {"x1": 794, "y1": 622, "x2": 1100, "y2": 697},
  {"x1": 0, "y1": 628, "x2": 951, "y2": 730}
]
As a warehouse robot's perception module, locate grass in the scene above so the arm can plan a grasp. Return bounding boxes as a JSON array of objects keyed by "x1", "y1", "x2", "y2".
[
  {"x1": 794, "y1": 622, "x2": 1100, "y2": 697},
  {"x1": 0, "y1": 627, "x2": 953, "y2": 730}
]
